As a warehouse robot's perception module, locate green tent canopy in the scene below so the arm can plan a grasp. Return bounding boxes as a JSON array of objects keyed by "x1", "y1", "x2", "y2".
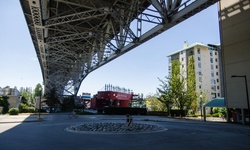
[{"x1": 204, "y1": 97, "x2": 225, "y2": 108}]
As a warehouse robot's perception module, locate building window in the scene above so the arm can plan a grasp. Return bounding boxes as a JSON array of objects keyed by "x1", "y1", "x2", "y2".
[
  {"x1": 182, "y1": 57, "x2": 184, "y2": 61},
  {"x1": 198, "y1": 62, "x2": 201, "y2": 68},
  {"x1": 199, "y1": 77, "x2": 202, "y2": 83},
  {"x1": 210, "y1": 58, "x2": 213, "y2": 63},
  {"x1": 211, "y1": 65, "x2": 214, "y2": 70},
  {"x1": 216, "y1": 65, "x2": 218, "y2": 69},
  {"x1": 197, "y1": 48, "x2": 200, "y2": 54},
  {"x1": 217, "y1": 86, "x2": 220, "y2": 90},
  {"x1": 218, "y1": 93, "x2": 220, "y2": 97},
  {"x1": 216, "y1": 72, "x2": 219, "y2": 76},
  {"x1": 211, "y1": 79, "x2": 214, "y2": 84},
  {"x1": 211, "y1": 72, "x2": 214, "y2": 77},
  {"x1": 198, "y1": 56, "x2": 201, "y2": 61},
  {"x1": 199, "y1": 71, "x2": 202, "y2": 76},
  {"x1": 215, "y1": 58, "x2": 218, "y2": 62},
  {"x1": 210, "y1": 52, "x2": 213, "y2": 56},
  {"x1": 217, "y1": 79, "x2": 219, "y2": 83},
  {"x1": 215, "y1": 52, "x2": 217, "y2": 55}
]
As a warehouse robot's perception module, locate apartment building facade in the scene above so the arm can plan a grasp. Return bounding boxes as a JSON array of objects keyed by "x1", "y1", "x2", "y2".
[{"x1": 168, "y1": 42, "x2": 222, "y2": 102}]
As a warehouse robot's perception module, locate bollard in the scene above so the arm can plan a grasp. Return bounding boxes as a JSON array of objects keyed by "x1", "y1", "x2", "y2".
[{"x1": 126, "y1": 114, "x2": 133, "y2": 128}]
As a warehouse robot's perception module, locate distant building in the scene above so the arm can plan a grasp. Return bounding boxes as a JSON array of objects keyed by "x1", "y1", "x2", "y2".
[
  {"x1": 0, "y1": 86, "x2": 21, "y2": 108},
  {"x1": 168, "y1": 42, "x2": 223, "y2": 103},
  {"x1": 19, "y1": 87, "x2": 33, "y2": 93}
]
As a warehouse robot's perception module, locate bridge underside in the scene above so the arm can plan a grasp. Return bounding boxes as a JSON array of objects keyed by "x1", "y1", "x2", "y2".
[{"x1": 20, "y1": 0, "x2": 218, "y2": 96}]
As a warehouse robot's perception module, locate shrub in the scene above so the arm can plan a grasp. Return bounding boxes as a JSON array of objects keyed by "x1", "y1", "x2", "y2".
[
  {"x1": 147, "y1": 111, "x2": 168, "y2": 116},
  {"x1": 19, "y1": 103, "x2": 35, "y2": 113},
  {"x1": 212, "y1": 108, "x2": 226, "y2": 117},
  {"x1": 0, "y1": 96, "x2": 9, "y2": 114},
  {"x1": 187, "y1": 114, "x2": 199, "y2": 117},
  {"x1": 9, "y1": 108, "x2": 19, "y2": 115},
  {"x1": 170, "y1": 110, "x2": 186, "y2": 117},
  {"x1": 104, "y1": 107, "x2": 147, "y2": 115},
  {"x1": 206, "y1": 114, "x2": 212, "y2": 117}
]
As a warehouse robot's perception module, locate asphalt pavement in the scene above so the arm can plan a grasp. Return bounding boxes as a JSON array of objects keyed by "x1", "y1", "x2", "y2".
[{"x1": 0, "y1": 113, "x2": 249, "y2": 150}]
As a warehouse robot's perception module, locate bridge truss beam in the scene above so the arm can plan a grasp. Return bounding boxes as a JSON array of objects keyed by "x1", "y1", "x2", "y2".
[{"x1": 20, "y1": 0, "x2": 218, "y2": 96}]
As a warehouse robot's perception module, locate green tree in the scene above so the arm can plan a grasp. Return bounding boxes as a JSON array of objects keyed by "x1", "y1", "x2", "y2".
[
  {"x1": 145, "y1": 94, "x2": 166, "y2": 111},
  {"x1": 34, "y1": 83, "x2": 43, "y2": 97},
  {"x1": 187, "y1": 55, "x2": 197, "y2": 114},
  {"x1": 60, "y1": 96, "x2": 75, "y2": 111},
  {"x1": 0, "y1": 96, "x2": 9, "y2": 114},
  {"x1": 170, "y1": 60, "x2": 190, "y2": 111},
  {"x1": 45, "y1": 87, "x2": 59, "y2": 107},
  {"x1": 20, "y1": 89, "x2": 32, "y2": 105},
  {"x1": 158, "y1": 59, "x2": 191, "y2": 112},
  {"x1": 157, "y1": 77, "x2": 173, "y2": 112}
]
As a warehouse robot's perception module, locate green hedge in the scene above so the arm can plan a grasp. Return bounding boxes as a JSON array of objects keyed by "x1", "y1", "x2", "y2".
[
  {"x1": 104, "y1": 107, "x2": 147, "y2": 115},
  {"x1": 9, "y1": 108, "x2": 19, "y2": 115},
  {"x1": 170, "y1": 110, "x2": 186, "y2": 117},
  {"x1": 147, "y1": 111, "x2": 168, "y2": 116},
  {"x1": 19, "y1": 103, "x2": 35, "y2": 113}
]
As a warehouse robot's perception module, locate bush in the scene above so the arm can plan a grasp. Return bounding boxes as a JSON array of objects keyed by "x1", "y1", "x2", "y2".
[
  {"x1": 19, "y1": 103, "x2": 35, "y2": 113},
  {"x1": 9, "y1": 108, "x2": 19, "y2": 115},
  {"x1": 206, "y1": 114, "x2": 212, "y2": 117},
  {"x1": 104, "y1": 107, "x2": 147, "y2": 115},
  {"x1": 212, "y1": 113, "x2": 224, "y2": 117},
  {"x1": 147, "y1": 111, "x2": 168, "y2": 116},
  {"x1": 170, "y1": 110, "x2": 186, "y2": 117},
  {"x1": 187, "y1": 114, "x2": 199, "y2": 117},
  {"x1": 0, "y1": 96, "x2": 9, "y2": 114},
  {"x1": 212, "y1": 108, "x2": 226, "y2": 117}
]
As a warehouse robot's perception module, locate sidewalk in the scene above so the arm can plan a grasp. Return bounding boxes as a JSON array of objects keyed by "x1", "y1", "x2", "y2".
[
  {"x1": 0, "y1": 114, "x2": 45, "y2": 123},
  {"x1": 0, "y1": 113, "x2": 226, "y2": 124}
]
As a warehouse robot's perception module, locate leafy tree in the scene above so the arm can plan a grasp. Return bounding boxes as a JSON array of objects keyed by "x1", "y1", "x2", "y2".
[
  {"x1": 34, "y1": 83, "x2": 43, "y2": 97},
  {"x1": 45, "y1": 87, "x2": 59, "y2": 107},
  {"x1": 158, "y1": 59, "x2": 191, "y2": 112},
  {"x1": 0, "y1": 96, "x2": 9, "y2": 114},
  {"x1": 18, "y1": 87, "x2": 36, "y2": 112},
  {"x1": 60, "y1": 96, "x2": 75, "y2": 111},
  {"x1": 169, "y1": 60, "x2": 191, "y2": 111},
  {"x1": 157, "y1": 77, "x2": 173, "y2": 112},
  {"x1": 20, "y1": 90, "x2": 30, "y2": 105},
  {"x1": 145, "y1": 94, "x2": 166, "y2": 111},
  {"x1": 187, "y1": 55, "x2": 197, "y2": 113}
]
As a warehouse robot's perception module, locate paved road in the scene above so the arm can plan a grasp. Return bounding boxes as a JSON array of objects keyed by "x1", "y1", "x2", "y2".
[{"x1": 0, "y1": 114, "x2": 249, "y2": 150}]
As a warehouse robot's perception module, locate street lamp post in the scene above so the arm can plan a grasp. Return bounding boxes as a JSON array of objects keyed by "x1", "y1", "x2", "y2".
[
  {"x1": 38, "y1": 87, "x2": 42, "y2": 119},
  {"x1": 231, "y1": 75, "x2": 250, "y2": 124},
  {"x1": 200, "y1": 95, "x2": 203, "y2": 120}
]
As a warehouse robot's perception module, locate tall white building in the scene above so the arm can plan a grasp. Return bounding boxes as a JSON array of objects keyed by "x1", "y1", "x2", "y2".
[{"x1": 168, "y1": 42, "x2": 223, "y2": 102}]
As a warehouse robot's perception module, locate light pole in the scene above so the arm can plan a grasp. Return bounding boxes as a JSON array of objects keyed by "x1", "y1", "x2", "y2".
[
  {"x1": 231, "y1": 75, "x2": 250, "y2": 124},
  {"x1": 200, "y1": 95, "x2": 203, "y2": 120},
  {"x1": 38, "y1": 87, "x2": 42, "y2": 119}
]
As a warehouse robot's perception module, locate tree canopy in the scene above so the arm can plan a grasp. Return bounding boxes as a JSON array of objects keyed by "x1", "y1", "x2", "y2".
[{"x1": 157, "y1": 58, "x2": 197, "y2": 113}]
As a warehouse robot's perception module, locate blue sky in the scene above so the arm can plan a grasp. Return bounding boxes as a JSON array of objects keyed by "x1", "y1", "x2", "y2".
[{"x1": 0, "y1": 1, "x2": 220, "y2": 97}]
